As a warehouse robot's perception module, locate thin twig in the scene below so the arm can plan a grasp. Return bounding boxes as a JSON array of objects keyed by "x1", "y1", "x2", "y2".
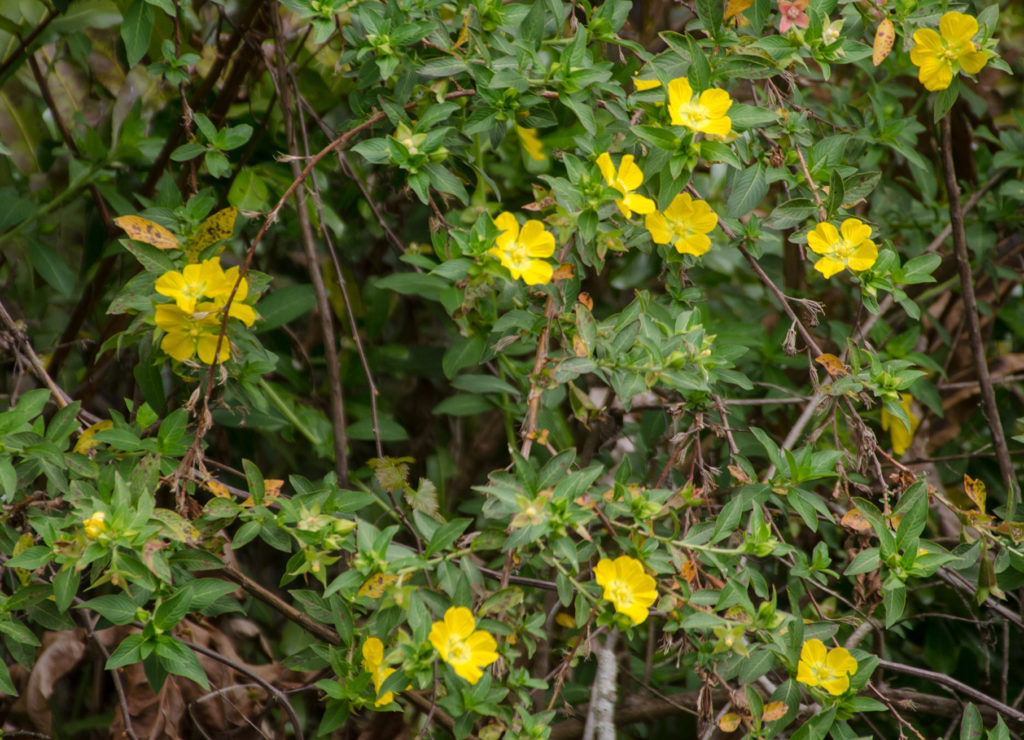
[
  {"x1": 939, "y1": 114, "x2": 1017, "y2": 515},
  {"x1": 0, "y1": 8, "x2": 58, "y2": 81},
  {"x1": 270, "y1": 10, "x2": 350, "y2": 485},
  {"x1": 879, "y1": 657, "x2": 1024, "y2": 725},
  {"x1": 180, "y1": 639, "x2": 304, "y2": 740}
]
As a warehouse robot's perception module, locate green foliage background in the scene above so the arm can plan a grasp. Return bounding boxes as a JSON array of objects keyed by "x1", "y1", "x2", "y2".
[{"x1": 1, "y1": 0, "x2": 1024, "y2": 737}]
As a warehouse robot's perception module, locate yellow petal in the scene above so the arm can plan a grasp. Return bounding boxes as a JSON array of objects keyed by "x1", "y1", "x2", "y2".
[
  {"x1": 698, "y1": 89, "x2": 733, "y2": 119},
  {"x1": 646, "y1": 212, "x2": 670, "y2": 244},
  {"x1": 814, "y1": 256, "x2": 845, "y2": 279},
  {"x1": 821, "y1": 674, "x2": 850, "y2": 695},
  {"x1": 618, "y1": 155, "x2": 645, "y2": 191},
  {"x1": 444, "y1": 606, "x2": 476, "y2": 639},
  {"x1": 847, "y1": 241, "x2": 878, "y2": 271},
  {"x1": 363, "y1": 637, "x2": 384, "y2": 666},
  {"x1": 959, "y1": 49, "x2": 988, "y2": 74},
  {"x1": 622, "y1": 193, "x2": 656, "y2": 216},
  {"x1": 806, "y1": 223, "x2": 839, "y2": 255},
  {"x1": 910, "y1": 28, "x2": 943, "y2": 55},
  {"x1": 800, "y1": 638, "x2": 827, "y2": 665},
  {"x1": 196, "y1": 333, "x2": 229, "y2": 364},
  {"x1": 596, "y1": 152, "x2": 616, "y2": 185},
  {"x1": 676, "y1": 233, "x2": 712, "y2": 256},
  {"x1": 594, "y1": 558, "x2": 616, "y2": 587},
  {"x1": 520, "y1": 220, "x2": 555, "y2": 257},
  {"x1": 521, "y1": 260, "x2": 553, "y2": 285},
  {"x1": 160, "y1": 331, "x2": 196, "y2": 362},
  {"x1": 840, "y1": 218, "x2": 872, "y2": 246},
  {"x1": 667, "y1": 77, "x2": 695, "y2": 126},
  {"x1": 699, "y1": 115, "x2": 732, "y2": 138},
  {"x1": 940, "y1": 11, "x2": 977, "y2": 44},
  {"x1": 493, "y1": 212, "x2": 519, "y2": 237}
]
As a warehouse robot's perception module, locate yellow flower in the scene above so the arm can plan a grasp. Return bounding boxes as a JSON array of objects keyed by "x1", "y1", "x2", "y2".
[
  {"x1": 362, "y1": 637, "x2": 396, "y2": 706},
  {"x1": 83, "y1": 511, "x2": 107, "y2": 539},
  {"x1": 645, "y1": 193, "x2": 718, "y2": 256},
  {"x1": 428, "y1": 606, "x2": 499, "y2": 684},
  {"x1": 155, "y1": 258, "x2": 257, "y2": 325},
  {"x1": 667, "y1": 77, "x2": 732, "y2": 138},
  {"x1": 515, "y1": 126, "x2": 546, "y2": 162},
  {"x1": 881, "y1": 393, "x2": 919, "y2": 456},
  {"x1": 489, "y1": 212, "x2": 556, "y2": 285},
  {"x1": 154, "y1": 302, "x2": 231, "y2": 364},
  {"x1": 796, "y1": 638, "x2": 858, "y2": 695},
  {"x1": 593, "y1": 555, "x2": 658, "y2": 625},
  {"x1": 910, "y1": 11, "x2": 988, "y2": 91},
  {"x1": 806, "y1": 218, "x2": 877, "y2": 278},
  {"x1": 596, "y1": 153, "x2": 656, "y2": 219}
]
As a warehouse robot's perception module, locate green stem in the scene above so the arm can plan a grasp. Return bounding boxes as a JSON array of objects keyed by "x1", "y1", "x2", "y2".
[{"x1": 258, "y1": 378, "x2": 323, "y2": 447}]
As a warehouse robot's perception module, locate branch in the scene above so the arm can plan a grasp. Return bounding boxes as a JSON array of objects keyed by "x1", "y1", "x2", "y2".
[{"x1": 939, "y1": 113, "x2": 1017, "y2": 515}]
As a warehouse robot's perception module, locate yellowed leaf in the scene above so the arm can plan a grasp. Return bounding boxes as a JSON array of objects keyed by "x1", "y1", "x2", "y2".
[
  {"x1": 872, "y1": 19, "x2": 895, "y2": 67},
  {"x1": 113, "y1": 215, "x2": 179, "y2": 250},
  {"x1": 73, "y1": 420, "x2": 113, "y2": 453},
  {"x1": 204, "y1": 479, "x2": 231, "y2": 498},
  {"x1": 840, "y1": 508, "x2": 872, "y2": 532},
  {"x1": 578, "y1": 292, "x2": 594, "y2": 310},
  {"x1": 763, "y1": 701, "x2": 787, "y2": 722},
  {"x1": 680, "y1": 559, "x2": 697, "y2": 583},
  {"x1": 187, "y1": 207, "x2": 237, "y2": 262},
  {"x1": 964, "y1": 474, "x2": 986, "y2": 513},
  {"x1": 555, "y1": 612, "x2": 576, "y2": 628},
  {"x1": 718, "y1": 713, "x2": 742, "y2": 732},
  {"x1": 573, "y1": 334, "x2": 588, "y2": 358},
  {"x1": 724, "y1": 0, "x2": 753, "y2": 20},
  {"x1": 551, "y1": 263, "x2": 575, "y2": 282},
  {"x1": 815, "y1": 353, "x2": 848, "y2": 377},
  {"x1": 359, "y1": 573, "x2": 399, "y2": 598}
]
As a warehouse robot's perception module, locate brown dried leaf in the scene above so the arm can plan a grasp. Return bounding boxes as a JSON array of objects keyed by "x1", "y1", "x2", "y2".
[
  {"x1": 24, "y1": 631, "x2": 87, "y2": 733},
  {"x1": 113, "y1": 215, "x2": 179, "y2": 250},
  {"x1": 763, "y1": 701, "x2": 787, "y2": 722}
]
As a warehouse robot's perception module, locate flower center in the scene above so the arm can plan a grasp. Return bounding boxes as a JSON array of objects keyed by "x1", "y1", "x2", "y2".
[
  {"x1": 832, "y1": 237, "x2": 856, "y2": 262},
  {"x1": 504, "y1": 240, "x2": 532, "y2": 273},
  {"x1": 445, "y1": 636, "x2": 471, "y2": 664},
  {"x1": 786, "y1": 6, "x2": 801, "y2": 19},
  {"x1": 608, "y1": 579, "x2": 634, "y2": 608},
  {"x1": 674, "y1": 99, "x2": 710, "y2": 131}
]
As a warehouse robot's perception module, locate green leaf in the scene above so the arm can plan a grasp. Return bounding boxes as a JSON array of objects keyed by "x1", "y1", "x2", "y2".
[
  {"x1": 700, "y1": 140, "x2": 742, "y2": 168},
  {"x1": 425, "y1": 518, "x2": 472, "y2": 557},
  {"x1": 153, "y1": 589, "x2": 193, "y2": 632},
  {"x1": 0, "y1": 660, "x2": 15, "y2": 696},
  {"x1": 882, "y1": 578, "x2": 906, "y2": 628},
  {"x1": 959, "y1": 703, "x2": 983, "y2": 740},
  {"x1": 844, "y1": 547, "x2": 879, "y2": 576},
  {"x1": 934, "y1": 78, "x2": 960, "y2": 123},
  {"x1": 155, "y1": 636, "x2": 210, "y2": 689},
  {"x1": 255, "y1": 284, "x2": 317, "y2": 332},
  {"x1": 53, "y1": 568, "x2": 80, "y2": 612},
  {"x1": 7, "y1": 546, "x2": 51, "y2": 570},
  {"x1": 26, "y1": 239, "x2": 75, "y2": 296},
  {"x1": 121, "y1": 0, "x2": 153, "y2": 67},
  {"x1": 374, "y1": 272, "x2": 448, "y2": 301},
  {"x1": 424, "y1": 163, "x2": 468, "y2": 204},
  {"x1": 242, "y1": 458, "x2": 265, "y2": 506},
  {"x1": 80, "y1": 594, "x2": 140, "y2": 625},
  {"x1": 451, "y1": 374, "x2": 520, "y2": 397},
  {"x1": 442, "y1": 334, "x2": 486, "y2": 380},
  {"x1": 170, "y1": 142, "x2": 206, "y2": 161},
  {"x1": 106, "y1": 633, "x2": 146, "y2": 669},
  {"x1": 433, "y1": 394, "x2": 493, "y2": 416},
  {"x1": 0, "y1": 458, "x2": 15, "y2": 500},
  {"x1": 726, "y1": 163, "x2": 767, "y2": 218},
  {"x1": 417, "y1": 57, "x2": 469, "y2": 78}
]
